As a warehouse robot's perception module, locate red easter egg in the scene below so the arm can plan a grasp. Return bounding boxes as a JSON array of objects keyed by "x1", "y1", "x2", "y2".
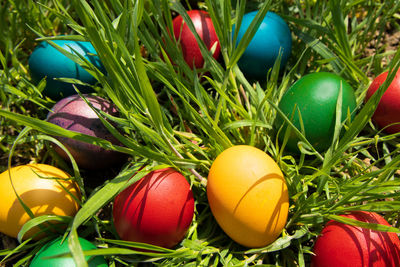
[
  {"x1": 172, "y1": 10, "x2": 220, "y2": 69},
  {"x1": 312, "y1": 211, "x2": 400, "y2": 267},
  {"x1": 365, "y1": 69, "x2": 400, "y2": 133},
  {"x1": 112, "y1": 168, "x2": 195, "y2": 248}
]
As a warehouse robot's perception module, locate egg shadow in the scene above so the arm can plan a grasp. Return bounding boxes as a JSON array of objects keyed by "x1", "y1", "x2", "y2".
[
  {"x1": 199, "y1": 12, "x2": 212, "y2": 51},
  {"x1": 6, "y1": 185, "x2": 79, "y2": 239}
]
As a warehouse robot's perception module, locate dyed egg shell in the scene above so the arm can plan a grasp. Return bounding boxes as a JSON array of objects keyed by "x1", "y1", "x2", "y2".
[
  {"x1": 29, "y1": 236, "x2": 108, "y2": 267},
  {"x1": 47, "y1": 94, "x2": 126, "y2": 170},
  {"x1": 312, "y1": 211, "x2": 400, "y2": 267},
  {"x1": 365, "y1": 69, "x2": 400, "y2": 133},
  {"x1": 29, "y1": 39, "x2": 105, "y2": 100},
  {"x1": 234, "y1": 11, "x2": 292, "y2": 79},
  {"x1": 277, "y1": 72, "x2": 357, "y2": 153},
  {"x1": 0, "y1": 164, "x2": 80, "y2": 239},
  {"x1": 112, "y1": 168, "x2": 195, "y2": 248},
  {"x1": 207, "y1": 145, "x2": 289, "y2": 248},
  {"x1": 172, "y1": 10, "x2": 220, "y2": 69}
]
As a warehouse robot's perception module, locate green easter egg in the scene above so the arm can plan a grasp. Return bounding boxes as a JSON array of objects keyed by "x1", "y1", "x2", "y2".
[
  {"x1": 277, "y1": 72, "x2": 357, "y2": 152},
  {"x1": 29, "y1": 237, "x2": 108, "y2": 267}
]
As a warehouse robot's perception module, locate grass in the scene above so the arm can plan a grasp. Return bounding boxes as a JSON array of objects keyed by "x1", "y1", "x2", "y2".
[{"x1": 0, "y1": 0, "x2": 400, "y2": 266}]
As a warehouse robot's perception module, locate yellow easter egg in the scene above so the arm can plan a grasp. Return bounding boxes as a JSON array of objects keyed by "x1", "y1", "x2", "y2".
[
  {"x1": 207, "y1": 145, "x2": 289, "y2": 248},
  {"x1": 0, "y1": 164, "x2": 81, "y2": 239}
]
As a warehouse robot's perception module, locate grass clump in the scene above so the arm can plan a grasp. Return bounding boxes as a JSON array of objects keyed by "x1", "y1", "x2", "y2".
[{"x1": 0, "y1": 0, "x2": 400, "y2": 266}]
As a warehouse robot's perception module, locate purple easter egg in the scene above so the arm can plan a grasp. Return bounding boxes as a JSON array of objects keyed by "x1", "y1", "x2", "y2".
[{"x1": 47, "y1": 94, "x2": 126, "y2": 170}]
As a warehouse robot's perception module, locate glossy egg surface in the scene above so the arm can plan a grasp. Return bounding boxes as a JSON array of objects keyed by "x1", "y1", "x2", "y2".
[
  {"x1": 207, "y1": 145, "x2": 289, "y2": 248},
  {"x1": 29, "y1": 39, "x2": 105, "y2": 99},
  {"x1": 0, "y1": 164, "x2": 80, "y2": 239},
  {"x1": 112, "y1": 168, "x2": 195, "y2": 248},
  {"x1": 312, "y1": 211, "x2": 400, "y2": 267},
  {"x1": 234, "y1": 11, "x2": 292, "y2": 79},
  {"x1": 172, "y1": 10, "x2": 220, "y2": 69},
  {"x1": 47, "y1": 94, "x2": 125, "y2": 170},
  {"x1": 29, "y1": 236, "x2": 108, "y2": 267},
  {"x1": 365, "y1": 69, "x2": 400, "y2": 133},
  {"x1": 277, "y1": 72, "x2": 357, "y2": 152}
]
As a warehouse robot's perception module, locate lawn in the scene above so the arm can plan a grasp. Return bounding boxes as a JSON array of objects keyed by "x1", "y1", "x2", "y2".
[{"x1": 0, "y1": 0, "x2": 400, "y2": 266}]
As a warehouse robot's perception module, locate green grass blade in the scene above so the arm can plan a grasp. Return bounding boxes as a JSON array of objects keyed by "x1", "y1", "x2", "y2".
[
  {"x1": 17, "y1": 215, "x2": 72, "y2": 242},
  {"x1": 326, "y1": 214, "x2": 400, "y2": 233}
]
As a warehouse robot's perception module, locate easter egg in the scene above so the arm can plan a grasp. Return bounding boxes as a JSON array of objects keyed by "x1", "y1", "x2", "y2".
[
  {"x1": 172, "y1": 10, "x2": 220, "y2": 69},
  {"x1": 0, "y1": 164, "x2": 81, "y2": 239},
  {"x1": 234, "y1": 11, "x2": 292, "y2": 79},
  {"x1": 29, "y1": 39, "x2": 105, "y2": 100},
  {"x1": 276, "y1": 72, "x2": 357, "y2": 153},
  {"x1": 112, "y1": 168, "x2": 195, "y2": 248},
  {"x1": 29, "y1": 236, "x2": 108, "y2": 266},
  {"x1": 47, "y1": 94, "x2": 126, "y2": 170},
  {"x1": 365, "y1": 69, "x2": 400, "y2": 133},
  {"x1": 311, "y1": 211, "x2": 400, "y2": 267},
  {"x1": 207, "y1": 145, "x2": 289, "y2": 248}
]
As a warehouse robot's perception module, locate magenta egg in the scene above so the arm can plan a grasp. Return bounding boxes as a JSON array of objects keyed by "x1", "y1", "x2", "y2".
[{"x1": 47, "y1": 94, "x2": 126, "y2": 170}]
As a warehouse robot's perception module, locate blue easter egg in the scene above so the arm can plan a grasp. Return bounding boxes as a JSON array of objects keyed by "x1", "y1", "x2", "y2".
[
  {"x1": 234, "y1": 11, "x2": 292, "y2": 79},
  {"x1": 28, "y1": 39, "x2": 105, "y2": 99}
]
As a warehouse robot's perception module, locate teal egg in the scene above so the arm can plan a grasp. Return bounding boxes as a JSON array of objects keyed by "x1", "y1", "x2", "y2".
[
  {"x1": 234, "y1": 11, "x2": 292, "y2": 79},
  {"x1": 29, "y1": 237, "x2": 108, "y2": 267},
  {"x1": 28, "y1": 39, "x2": 105, "y2": 100}
]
